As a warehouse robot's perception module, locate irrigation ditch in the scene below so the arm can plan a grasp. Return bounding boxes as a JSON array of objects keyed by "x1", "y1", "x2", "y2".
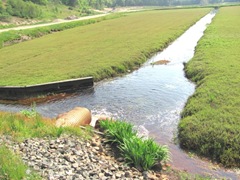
[{"x1": 0, "y1": 10, "x2": 239, "y2": 179}]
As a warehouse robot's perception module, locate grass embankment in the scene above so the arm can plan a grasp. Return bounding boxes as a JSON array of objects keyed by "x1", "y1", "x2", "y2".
[
  {"x1": 178, "y1": 6, "x2": 240, "y2": 167},
  {"x1": 0, "y1": 8, "x2": 210, "y2": 86}
]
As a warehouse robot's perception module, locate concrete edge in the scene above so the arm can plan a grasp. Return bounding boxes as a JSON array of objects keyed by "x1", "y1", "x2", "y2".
[{"x1": 0, "y1": 77, "x2": 94, "y2": 100}]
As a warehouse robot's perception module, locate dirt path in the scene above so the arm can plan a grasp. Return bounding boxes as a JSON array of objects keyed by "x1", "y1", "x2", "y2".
[
  {"x1": 0, "y1": 14, "x2": 108, "y2": 33},
  {"x1": 0, "y1": 7, "x2": 146, "y2": 33}
]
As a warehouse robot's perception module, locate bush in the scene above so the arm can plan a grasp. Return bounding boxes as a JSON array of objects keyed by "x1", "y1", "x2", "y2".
[
  {"x1": 0, "y1": 13, "x2": 11, "y2": 22},
  {"x1": 6, "y1": 0, "x2": 42, "y2": 18}
]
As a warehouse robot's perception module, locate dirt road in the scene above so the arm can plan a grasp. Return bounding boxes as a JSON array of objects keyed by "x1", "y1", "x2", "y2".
[{"x1": 0, "y1": 14, "x2": 108, "y2": 33}]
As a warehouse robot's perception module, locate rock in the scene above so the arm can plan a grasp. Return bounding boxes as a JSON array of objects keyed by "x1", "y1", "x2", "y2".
[
  {"x1": 117, "y1": 157, "x2": 124, "y2": 162},
  {"x1": 1, "y1": 134, "x2": 152, "y2": 180},
  {"x1": 99, "y1": 172, "x2": 105, "y2": 178},
  {"x1": 104, "y1": 170, "x2": 113, "y2": 177},
  {"x1": 72, "y1": 163, "x2": 79, "y2": 169},
  {"x1": 125, "y1": 171, "x2": 131, "y2": 178},
  {"x1": 115, "y1": 172, "x2": 122, "y2": 178},
  {"x1": 26, "y1": 169, "x2": 31, "y2": 175},
  {"x1": 151, "y1": 60, "x2": 171, "y2": 65},
  {"x1": 65, "y1": 15, "x2": 78, "y2": 20}
]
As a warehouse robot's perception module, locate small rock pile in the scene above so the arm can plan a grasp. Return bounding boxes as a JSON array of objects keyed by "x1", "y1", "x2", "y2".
[{"x1": 1, "y1": 135, "x2": 161, "y2": 180}]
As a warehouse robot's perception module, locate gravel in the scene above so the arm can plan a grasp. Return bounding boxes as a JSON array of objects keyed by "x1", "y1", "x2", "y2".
[{"x1": 0, "y1": 134, "x2": 161, "y2": 180}]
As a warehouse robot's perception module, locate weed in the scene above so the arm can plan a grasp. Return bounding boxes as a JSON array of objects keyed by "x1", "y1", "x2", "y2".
[{"x1": 20, "y1": 103, "x2": 37, "y2": 118}]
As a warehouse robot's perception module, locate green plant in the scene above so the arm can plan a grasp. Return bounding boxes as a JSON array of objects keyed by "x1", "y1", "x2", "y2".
[
  {"x1": 0, "y1": 145, "x2": 41, "y2": 180},
  {"x1": 120, "y1": 137, "x2": 169, "y2": 171},
  {"x1": 20, "y1": 103, "x2": 38, "y2": 118},
  {"x1": 0, "y1": 112, "x2": 87, "y2": 141},
  {"x1": 99, "y1": 119, "x2": 137, "y2": 144},
  {"x1": 100, "y1": 120, "x2": 169, "y2": 171}
]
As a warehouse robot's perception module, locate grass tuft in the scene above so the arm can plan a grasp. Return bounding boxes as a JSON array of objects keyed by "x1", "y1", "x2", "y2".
[
  {"x1": 100, "y1": 120, "x2": 169, "y2": 171},
  {"x1": 120, "y1": 137, "x2": 169, "y2": 171},
  {"x1": 99, "y1": 119, "x2": 137, "y2": 144}
]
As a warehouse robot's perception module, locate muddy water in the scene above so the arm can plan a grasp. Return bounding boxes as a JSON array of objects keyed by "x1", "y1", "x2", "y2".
[{"x1": 0, "y1": 10, "x2": 238, "y2": 179}]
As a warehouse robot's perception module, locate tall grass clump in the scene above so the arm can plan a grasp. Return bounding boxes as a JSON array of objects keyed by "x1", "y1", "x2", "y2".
[
  {"x1": 99, "y1": 119, "x2": 137, "y2": 144},
  {"x1": 120, "y1": 137, "x2": 169, "y2": 171},
  {"x1": 100, "y1": 120, "x2": 169, "y2": 171},
  {"x1": 0, "y1": 145, "x2": 41, "y2": 180},
  {"x1": 178, "y1": 6, "x2": 240, "y2": 167}
]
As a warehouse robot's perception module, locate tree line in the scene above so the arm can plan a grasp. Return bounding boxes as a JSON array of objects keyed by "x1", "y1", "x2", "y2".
[{"x1": 0, "y1": 0, "x2": 239, "y2": 20}]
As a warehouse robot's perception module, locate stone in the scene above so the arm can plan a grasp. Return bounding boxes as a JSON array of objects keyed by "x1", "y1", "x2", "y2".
[
  {"x1": 1, "y1": 134, "x2": 150, "y2": 180},
  {"x1": 125, "y1": 171, "x2": 131, "y2": 178}
]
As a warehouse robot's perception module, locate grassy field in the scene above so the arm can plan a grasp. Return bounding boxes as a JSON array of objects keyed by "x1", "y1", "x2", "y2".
[
  {"x1": 0, "y1": 8, "x2": 210, "y2": 86},
  {"x1": 178, "y1": 6, "x2": 240, "y2": 167},
  {"x1": 0, "y1": 13, "x2": 123, "y2": 48}
]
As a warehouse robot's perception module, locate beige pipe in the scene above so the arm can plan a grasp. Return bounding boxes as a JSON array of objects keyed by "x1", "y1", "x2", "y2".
[{"x1": 56, "y1": 107, "x2": 91, "y2": 127}]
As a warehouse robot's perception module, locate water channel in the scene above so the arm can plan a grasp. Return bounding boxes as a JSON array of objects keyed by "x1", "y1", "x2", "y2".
[{"x1": 0, "y1": 10, "x2": 239, "y2": 179}]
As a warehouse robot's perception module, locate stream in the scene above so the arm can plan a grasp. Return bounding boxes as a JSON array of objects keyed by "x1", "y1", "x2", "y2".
[{"x1": 0, "y1": 10, "x2": 239, "y2": 179}]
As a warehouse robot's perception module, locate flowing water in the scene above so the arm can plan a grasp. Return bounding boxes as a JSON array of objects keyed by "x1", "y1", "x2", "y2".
[{"x1": 0, "y1": 10, "x2": 239, "y2": 179}]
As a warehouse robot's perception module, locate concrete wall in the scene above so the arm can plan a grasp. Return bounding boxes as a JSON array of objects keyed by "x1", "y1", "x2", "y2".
[{"x1": 0, "y1": 77, "x2": 93, "y2": 100}]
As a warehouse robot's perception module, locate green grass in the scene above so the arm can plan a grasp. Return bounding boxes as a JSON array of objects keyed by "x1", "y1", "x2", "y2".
[
  {"x1": 99, "y1": 119, "x2": 137, "y2": 144},
  {"x1": 0, "y1": 145, "x2": 41, "y2": 180},
  {"x1": 0, "y1": 111, "x2": 92, "y2": 178},
  {"x1": 0, "y1": 8, "x2": 210, "y2": 86},
  {"x1": 39, "y1": 3, "x2": 96, "y2": 20},
  {"x1": 178, "y1": 6, "x2": 240, "y2": 167},
  {"x1": 100, "y1": 120, "x2": 169, "y2": 171},
  {"x1": 0, "y1": 13, "x2": 123, "y2": 48},
  {"x1": 0, "y1": 107, "x2": 94, "y2": 179},
  {"x1": 0, "y1": 111, "x2": 89, "y2": 141}
]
